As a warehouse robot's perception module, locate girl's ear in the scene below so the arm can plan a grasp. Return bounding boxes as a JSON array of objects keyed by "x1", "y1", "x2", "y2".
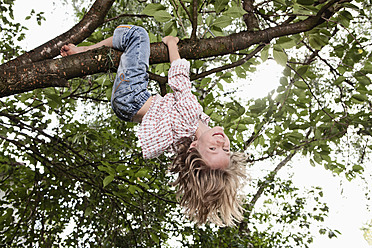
[{"x1": 189, "y1": 140, "x2": 197, "y2": 148}]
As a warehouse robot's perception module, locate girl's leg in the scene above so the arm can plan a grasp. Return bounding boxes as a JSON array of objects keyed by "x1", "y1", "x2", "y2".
[
  {"x1": 111, "y1": 25, "x2": 151, "y2": 122},
  {"x1": 60, "y1": 37, "x2": 113, "y2": 56}
]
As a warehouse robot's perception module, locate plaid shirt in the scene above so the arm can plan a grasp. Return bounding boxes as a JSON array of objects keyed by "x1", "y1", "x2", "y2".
[{"x1": 138, "y1": 59, "x2": 210, "y2": 159}]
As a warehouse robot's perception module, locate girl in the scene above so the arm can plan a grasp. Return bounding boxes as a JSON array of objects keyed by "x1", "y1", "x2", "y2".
[{"x1": 61, "y1": 25, "x2": 246, "y2": 226}]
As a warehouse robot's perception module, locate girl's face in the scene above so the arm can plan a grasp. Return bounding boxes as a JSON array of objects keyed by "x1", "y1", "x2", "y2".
[{"x1": 190, "y1": 126, "x2": 230, "y2": 170}]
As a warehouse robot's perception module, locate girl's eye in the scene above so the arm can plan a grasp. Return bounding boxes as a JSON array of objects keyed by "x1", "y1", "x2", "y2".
[
  {"x1": 209, "y1": 147, "x2": 216, "y2": 151},
  {"x1": 223, "y1": 149, "x2": 230, "y2": 152}
]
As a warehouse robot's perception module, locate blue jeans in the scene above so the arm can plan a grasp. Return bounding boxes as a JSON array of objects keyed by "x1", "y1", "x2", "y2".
[{"x1": 111, "y1": 25, "x2": 151, "y2": 122}]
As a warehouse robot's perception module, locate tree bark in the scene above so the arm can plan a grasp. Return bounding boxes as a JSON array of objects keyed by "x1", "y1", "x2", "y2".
[
  {"x1": 0, "y1": 0, "x2": 348, "y2": 97},
  {"x1": 2, "y1": 0, "x2": 115, "y2": 68}
]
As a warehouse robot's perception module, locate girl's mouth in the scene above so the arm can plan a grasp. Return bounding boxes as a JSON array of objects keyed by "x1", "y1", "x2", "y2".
[{"x1": 213, "y1": 133, "x2": 225, "y2": 138}]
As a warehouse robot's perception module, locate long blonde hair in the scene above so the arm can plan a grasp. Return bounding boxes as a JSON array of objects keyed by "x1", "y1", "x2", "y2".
[{"x1": 170, "y1": 137, "x2": 247, "y2": 226}]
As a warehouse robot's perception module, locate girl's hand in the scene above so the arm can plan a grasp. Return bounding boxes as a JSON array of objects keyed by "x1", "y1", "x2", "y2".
[{"x1": 162, "y1": 36, "x2": 179, "y2": 46}]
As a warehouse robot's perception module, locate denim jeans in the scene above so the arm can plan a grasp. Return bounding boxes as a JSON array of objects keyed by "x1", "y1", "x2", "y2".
[{"x1": 111, "y1": 25, "x2": 151, "y2": 122}]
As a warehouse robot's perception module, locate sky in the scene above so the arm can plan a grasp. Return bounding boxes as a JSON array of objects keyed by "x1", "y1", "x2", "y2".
[{"x1": 12, "y1": 0, "x2": 372, "y2": 247}]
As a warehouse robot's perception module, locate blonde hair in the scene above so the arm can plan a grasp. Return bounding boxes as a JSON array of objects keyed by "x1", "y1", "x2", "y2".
[{"x1": 170, "y1": 137, "x2": 247, "y2": 226}]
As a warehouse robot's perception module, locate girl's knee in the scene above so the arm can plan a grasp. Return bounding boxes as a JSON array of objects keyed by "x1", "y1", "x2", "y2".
[{"x1": 134, "y1": 26, "x2": 149, "y2": 41}]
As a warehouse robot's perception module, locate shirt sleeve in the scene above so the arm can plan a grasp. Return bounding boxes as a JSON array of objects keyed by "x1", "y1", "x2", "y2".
[
  {"x1": 168, "y1": 59, "x2": 191, "y2": 98},
  {"x1": 168, "y1": 59, "x2": 210, "y2": 137}
]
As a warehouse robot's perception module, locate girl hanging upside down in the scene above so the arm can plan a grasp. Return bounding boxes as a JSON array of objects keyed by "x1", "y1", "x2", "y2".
[{"x1": 61, "y1": 25, "x2": 247, "y2": 226}]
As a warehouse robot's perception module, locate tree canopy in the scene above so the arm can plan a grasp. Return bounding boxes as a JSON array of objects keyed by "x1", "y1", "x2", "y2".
[{"x1": 0, "y1": 0, "x2": 371, "y2": 247}]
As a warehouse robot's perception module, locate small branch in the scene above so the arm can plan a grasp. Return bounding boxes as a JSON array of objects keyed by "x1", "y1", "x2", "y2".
[
  {"x1": 191, "y1": 0, "x2": 198, "y2": 40},
  {"x1": 104, "y1": 13, "x2": 151, "y2": 23},
  {"x1": 239, "y1": 149, "x2": 298, "y2": 232},
  {"x1": 287, "y1": 63, "x2": 342, "y2": 124},
  {"x1": 148, "y1": 72, "x2": 167, "y2": 96},
  {"x1": 178, "y1": 0, "x2": 192, "y2": 22},
  {"x1": 242, "y1": 0, "x2": 259, "y2": 31},
  {"x1": 249, "y1": 150, "x2": 298, "y2": 209},
  {"x1": 190, "y1": 44, "x2": 266, "y2": 81},
  {"x1": 170, "y1": 0, "x2": 188, "y2": 34}
]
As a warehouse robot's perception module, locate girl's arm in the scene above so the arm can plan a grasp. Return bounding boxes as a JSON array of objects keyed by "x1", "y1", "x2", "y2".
[{"x1": 162, "y1": 36, "x2": 180, "y2": 63}]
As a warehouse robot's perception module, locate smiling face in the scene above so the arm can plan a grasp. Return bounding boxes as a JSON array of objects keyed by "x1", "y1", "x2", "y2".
[{"x1": 190, "y1": 126, "x2": 231, "y2": 170}]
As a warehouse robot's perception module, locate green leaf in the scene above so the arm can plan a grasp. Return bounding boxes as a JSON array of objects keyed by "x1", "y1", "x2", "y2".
[
  {"x1": 84, "y1": 207, "x2": 92, "y2": 217},
  {"x1": 214, "y1": 0, "x2": 229, "y2": 13},
  {"x1": 224, "y1": 6, "x2": 247, "y2": 18},
  {"x1": 128, "y1": 185, "x2": 143, "y2": 194},
  {"x1": 296, "y1": 66, "x2": 309, "y2": 77},
  {"x1": 351, "y1": 94, "x2": 368, "y2": 102},
  {"x1": 135, "y1": 168, "x2": 149, "y2": 178},
  {"x1": 164, "y1": 21, "x2": 177, "y2": 36},
  {"x1": 153, "y1": 10, "x2": 172, "y2": 22},
  {"x1": 103, "y1": 175, "x2": 114, "y2": 187},
  {"x1": 150, "y1": 232, "x2": 160, "y2": 243},
  {"x1": 355, "y1": 76, "x2": 371, "y2": 86},
  {"x1": 294, "y1": 81, "x2": 308, "y2": 89},
  {"x1": 212, "y1": 15, "x2": 232, "y2": 29},
  {"x1": 141, "y1": 3, "x2": 166, "y2": 16},
  {"x1": 352, "y1": 164, "x2": 364, "y2": 173},
  {"x1": 261, "y1": 46, "x2": 269, "y2": 62},
  {"x1": 309, "y1": 34, "x2": 328, "y2": 50},
  {"x1": 361, "y1": 63, "x2": 372, "y2": 74},
  {"x1": 338, "y1": 10, "x2": 353, "y2": 28},
  {"x1": 155, "y1": 63, "x2": 170, "y2": 74},
  {"x1": 200, "y1": 77, "x2": 211, "y2": 88},
  {"x1": 235, "y1": 66, "x2": 246, "y2": 78},
  {"x1": 116, "y1": 164, "x2": 127, "y2": 172},
  {"x1": 276, "y1": 37, "x2": 297, "y2": 49},
  {"x1": 206, "y1": 15, "x2": 214, "y2": 26},
  {"x1": 334, "y1": 76, "x2": 345, "y2": 85},
  {"x1": 193, "y1": 60, "x2": 205, "y2": 69},
  {"x1": 273, "y1": 47, "x2": 288, "y2": 66},
  {"x1": 45, "y1": 92, "x2": 62, "y2": 109},
  {"x1": 204, "y1": 93, "x2": 214, "y2": 106}
]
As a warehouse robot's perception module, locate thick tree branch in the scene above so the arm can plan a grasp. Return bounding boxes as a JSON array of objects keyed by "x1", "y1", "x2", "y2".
[
  {"x1": 0, "y1": 0, "x2": 349, "y2": 97},
  {"x1": 2, "y1": 0, "x2": 115, "y2": 68}
]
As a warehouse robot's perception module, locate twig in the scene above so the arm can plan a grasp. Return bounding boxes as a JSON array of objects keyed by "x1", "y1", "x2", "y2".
[
  {"x1": 191, "y1": 44, "x2": 266, "y2": 81},
  {"x1": 104, "y1": 13, "x2": 151, "y2": 23}
]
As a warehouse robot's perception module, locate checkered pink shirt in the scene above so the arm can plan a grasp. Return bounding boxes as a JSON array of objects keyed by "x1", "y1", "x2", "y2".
[{"x1": 138, "y1": 59, "x2": 210, "y2": 159}]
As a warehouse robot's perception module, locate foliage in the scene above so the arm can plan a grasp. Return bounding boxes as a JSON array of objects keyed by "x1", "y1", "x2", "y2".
[
  {"x1": 1, "y1": 0, "x2": 372, "y2": 247},
  {"x1": 0, "y1": 0, "x2": 45, "y2": 62}
]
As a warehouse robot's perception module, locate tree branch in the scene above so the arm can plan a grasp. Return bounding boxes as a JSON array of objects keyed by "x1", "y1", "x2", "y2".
[
  {"x1": 104, "y1": 13, "x2": 151, "y2": 23},
  {"x1": 191, "y1": 0, "x2": 198, "y2": 40},
  {"x1": 190, "y1": 44, "x2": 266, "y2": 81},
  {"x1": 2, "y1": 0, "x2": 115, "y2": 68},
  {"x1": 242, "y1": 0, "x2": 259, "y2": 31},
  {"x1": 0, "y1": 0, "x2": 349, "y2": 97}
]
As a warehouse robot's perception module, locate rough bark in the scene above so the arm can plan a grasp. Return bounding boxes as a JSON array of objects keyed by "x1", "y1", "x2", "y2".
[
  {"x1": 2, "y1": 0, "x2": 115, "y2": 68},
  {"x1": 0, "y1": 0, "x2": 348, "y2": 97}
]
